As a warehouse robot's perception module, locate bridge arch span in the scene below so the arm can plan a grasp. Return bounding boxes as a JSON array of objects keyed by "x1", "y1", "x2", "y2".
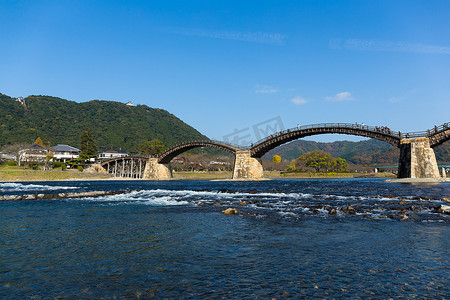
[
  {"x1": 250, "y1": 123, "x2": 402, "y2": 158},
  {"x1": 158, "y1": 140, "x2": 241, "y2": 164},
  {"x1": 429, "y1": 127, "x2": 450, "y2": 148}
]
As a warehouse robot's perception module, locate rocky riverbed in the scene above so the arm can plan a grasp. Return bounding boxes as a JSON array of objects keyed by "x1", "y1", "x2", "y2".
[{"x1": 0, "y1": 190, "x2": 127, "y2": 201}]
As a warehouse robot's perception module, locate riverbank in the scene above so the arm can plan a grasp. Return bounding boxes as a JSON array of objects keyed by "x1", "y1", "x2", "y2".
[
  {"x1": 0, "y1": 167, "x2": 113, "y2": 182},
  {"x1": 272, "y1": 171, "x2": 396, "y2": 179},
  {"x1": 0, "y1": 168, "x2": 398, "y2": 182},
  {"x1": 171, "y1": 171, "x2": 396, "y2": 180},
  {"x1": 386, "y1": 177, "x2": 450, "y2": 184}
]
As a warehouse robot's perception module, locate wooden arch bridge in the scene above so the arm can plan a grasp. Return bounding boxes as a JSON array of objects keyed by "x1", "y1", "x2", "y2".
[{"x1": 100, "y1": 122, "x2": 450, "y2": 180}]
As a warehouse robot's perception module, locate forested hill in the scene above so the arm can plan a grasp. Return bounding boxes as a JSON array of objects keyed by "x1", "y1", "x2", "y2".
[
  {"x1": 264, "y1": 139, "x2": 450, "y2": 165},
  {"x1": 0, "y1": 93, "x2": 207, "y2": 152}
]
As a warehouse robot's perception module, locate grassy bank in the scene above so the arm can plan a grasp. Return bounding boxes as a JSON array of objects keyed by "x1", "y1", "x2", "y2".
[
  {"x1": 0, "y1": 166, "x2": 113, "y2": 182},
  {"x1": 172, "y1": 171, "x2": 232, "y2": 180},
  {"x1": 172, "y1": 171, "x2": 396, "y2": 180},
  {"x1": 0, "y1": 166, "x2": 397, "y2": 182},
  {"x1": 269, "y1": 171, "x2": 396, "y2": 179}
]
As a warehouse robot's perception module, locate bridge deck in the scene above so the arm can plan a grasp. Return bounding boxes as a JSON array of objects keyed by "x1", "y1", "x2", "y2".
[{"x1": 97, "y1": 122, "x2": 448, "y2": 178}]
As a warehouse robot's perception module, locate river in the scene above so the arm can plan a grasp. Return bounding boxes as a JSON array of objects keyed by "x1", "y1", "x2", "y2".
[{"x1": 0, "y1": 179, "x2": 449, "y2": 298}]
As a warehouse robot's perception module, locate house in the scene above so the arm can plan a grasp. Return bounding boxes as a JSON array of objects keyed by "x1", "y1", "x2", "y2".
[
  {"x1": 98, "y1": 148, "x2": 129, "y2": 160},
  {"x1": 50, "y1": 144, "x2": 81, "y2": 162},
  {"x1": 0, "y1": 152, "x2": 16, "y2": 161},
  {"x1": 18, "y1": 143, "x2": 49, "y2": 163}
]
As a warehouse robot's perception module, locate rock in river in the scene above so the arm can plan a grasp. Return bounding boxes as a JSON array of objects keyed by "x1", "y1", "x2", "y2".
[
  {"x1": 222, "y1": 208, "x2": 239, "y2": 215},
  {"x1": 435, "y1": 204, "x2": 450, "y2": 214}
]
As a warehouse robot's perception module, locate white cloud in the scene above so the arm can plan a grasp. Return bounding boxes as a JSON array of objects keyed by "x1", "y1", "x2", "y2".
[
  {"x1": 166, "y1": 27, "x2": 286, "y2": 45},
  {"x1": 388, "y1": 96, "x2": 402, "y2": 103},
  {"x1": 330, "y1": 39, "x2": 450, "y2": 55},
  {"x1": 325, "y1": 92, "x2": 353, "y2": 102},
  {"x1": 388, "y1": 89, "x2": 416, "y2": 103},
  {"x1": 291, "y1": 96, "x2": 308, "y2": 105},
  {"x1": 255, "y1": 85, "x2": 278, "y2": 94}
]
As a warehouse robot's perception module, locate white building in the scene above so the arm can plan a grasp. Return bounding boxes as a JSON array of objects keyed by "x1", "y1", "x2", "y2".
[
  {"x1": 50, "y1": 144, "x2": 81, "y2": 162},
  {"x1": 0, "y1": 152, "x2": 16, "y2": 160},
  {"x1": 98, "y1": 148, "x2": 129, "y2": 160},
  {"x1": 18, "y1": 143, "x2": 49, "y2": 163},
  {"x1": 16, "y1": 97, "x2": 25, "y2": 106}
]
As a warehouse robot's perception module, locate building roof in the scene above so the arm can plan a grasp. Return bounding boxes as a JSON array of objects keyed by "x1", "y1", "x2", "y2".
[
  {"x1": 51, "y1": 144, "x2": 81, "y2": 152},
  {"x1": 19, "y1": 143, "x2": 48, "y2": 154},
  {"x1": 29, "y1": 143, "x2": 48, "y2": 150},
  {"x1": 99, "y1": 148, "x2": 129, "y2": 154}
]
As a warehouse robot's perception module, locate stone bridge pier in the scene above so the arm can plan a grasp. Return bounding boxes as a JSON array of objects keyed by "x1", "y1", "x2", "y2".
[
  {"x1": 398, "y1": 138, "x2": 440, "y2": 178},
  {"x1": 142, "y1": 158, "x2": 172, "y2": 180},
  {"x1": 142, "y1": 150, "x2": 265, "y2": 180},
  {"x1": 232, "y1": 150, "x2": 264, "y2": 180}
]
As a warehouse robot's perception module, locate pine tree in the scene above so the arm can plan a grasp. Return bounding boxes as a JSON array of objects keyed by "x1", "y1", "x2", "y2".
[
  {"x1": 139, "y1": 139, "x2": 165, "y2": 156},
  {"x1": 79, "y1": 126, "x2": 97, "y2": 159}
]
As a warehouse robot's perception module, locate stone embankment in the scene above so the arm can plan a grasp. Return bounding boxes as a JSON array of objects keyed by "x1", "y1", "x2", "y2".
[
  {"x1": 385, "y1": 178, "x2": 449, "y2": 184},
  {"x1": 0, "y1": 190, "x2": 126, "y2": 201}
]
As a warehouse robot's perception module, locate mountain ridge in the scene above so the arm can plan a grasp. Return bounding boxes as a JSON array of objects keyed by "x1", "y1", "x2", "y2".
[
  {"x1": 1, "y1": 93, "x2": 448, "y2": 164},
  {"x1": 0, "y1": 93, "x2": 207, "y2": 152},
  {"x1": 263, "y1": 138, "x2": 449, "y2": 165}
]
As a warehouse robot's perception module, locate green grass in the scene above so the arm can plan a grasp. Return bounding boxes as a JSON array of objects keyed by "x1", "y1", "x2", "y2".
[
  {"x1": 0, "y1": 168, "x2": 112, "y2": 182},
  {"x1": 172, "y1": 171, "x2": 232, "y2": 180},
  {"x1": 274, "y1": 171, "x2": 396, "y2": 178}
]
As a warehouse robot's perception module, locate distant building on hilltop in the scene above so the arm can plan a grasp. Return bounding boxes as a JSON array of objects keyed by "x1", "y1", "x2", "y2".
[
  {"x1": 16, "y1": 97, "x2": 25, "y2": 106},
  {"x1": 126, "y1": 101, "x2": 134, "y2": 107}
]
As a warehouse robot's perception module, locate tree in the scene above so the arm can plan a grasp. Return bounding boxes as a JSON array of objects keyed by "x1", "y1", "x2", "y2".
[
  {"x1": 287, "y1": 160, "x2": 296, "y2": 171},
  {"x1": 333, "y1": 157, "x2": 348, "y2": 172},
  {"x1": 1, "y1": 143, "x2": 29, "y2": 166},
  {"x1": 140, "y1": 139, "x2": 165, "y2": 156},
  {"x1": 79, "y1": 126, "x2": 97, "y2": 160},
  {"x1": 292, "y1": 150, "x2": 348, "y2": 172},
  {"x1": 273, "y1": 155, "x2": 281, "y2": 164},
  {"x1": 298, "y1": 150, "x2": 333, "y2": 172},
  {"x1": 44, "y1": 152, "x2": 53, "y2": 170}
]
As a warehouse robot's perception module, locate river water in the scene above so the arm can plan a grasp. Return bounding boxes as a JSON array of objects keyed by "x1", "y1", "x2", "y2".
[{"x1": 0, "y1": 179, "x2": 449, "y2": 299}]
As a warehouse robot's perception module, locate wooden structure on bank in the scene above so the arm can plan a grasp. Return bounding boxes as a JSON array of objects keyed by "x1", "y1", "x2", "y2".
[{"x1": 100, "y1": 156, "x2": 148, "y2": 179}]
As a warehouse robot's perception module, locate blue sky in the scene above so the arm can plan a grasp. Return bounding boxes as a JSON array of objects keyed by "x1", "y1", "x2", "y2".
[{"x1": 1, "y1": 0, "x2": 449, "y2": 144}]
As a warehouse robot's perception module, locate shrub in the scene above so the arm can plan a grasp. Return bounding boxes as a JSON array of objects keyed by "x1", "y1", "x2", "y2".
[
  {"x1": 7, "y1": 161, "x2": 17, "y2": 166},
  {"x1": 67, "y1": 159, "x2": 84, "y2": 168},
  {"x1": 28, "y1": 162, "x2": 39, "y2": 170},
  {"x1": 77, "y1": 166, "x2": 83, "y2": 172},
  {"x1": 52, "y1": 161, "x2": 63, "y2": 169}
]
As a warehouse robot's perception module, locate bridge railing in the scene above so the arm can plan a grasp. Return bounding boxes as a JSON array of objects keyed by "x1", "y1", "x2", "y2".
[
  {"x1": 402, "y1": 123, "x2": 449, "y2": 139},
  {"x1": 210, "y1": 139, "x2": 245, "y2": 150},
  {"x1": 98, "y1": 154, "x2": 153, "y2": 163},
  {"x1": 157, "y1": 122, "x2": 449, "y2": 154},
  {"x1": 251, "y1": 123, "x2": 403, "y2": 146}
]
